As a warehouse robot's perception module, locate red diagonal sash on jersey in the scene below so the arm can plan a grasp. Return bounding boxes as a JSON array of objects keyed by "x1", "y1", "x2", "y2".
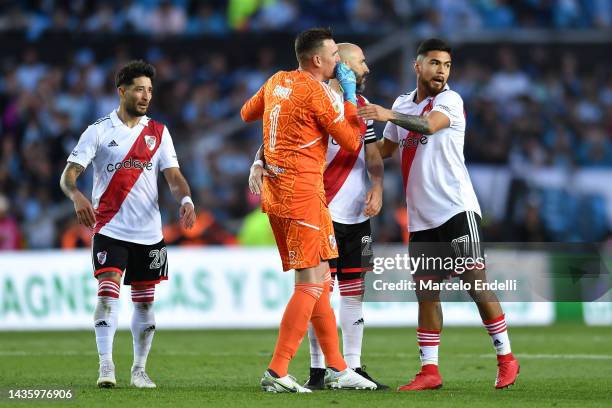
[
  {"x1": 324, "y1": 96, "x2": 367, "y2": 204},
  {"x1": 94, "y1": 120, "x2": 164, "y2": 234},
  {"x1": 401, "y1": 98, "x2": 435, "y2": 191}
]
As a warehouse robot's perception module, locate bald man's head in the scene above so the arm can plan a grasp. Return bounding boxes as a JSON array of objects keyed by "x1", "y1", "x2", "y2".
[{"x1": 337, "y1": 43, "x2": 369, "y2": 93}]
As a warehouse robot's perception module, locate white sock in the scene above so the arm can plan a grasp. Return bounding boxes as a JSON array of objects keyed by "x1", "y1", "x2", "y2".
[
  {"x1": 339, "y1": 294, "x2": 364, "y2": 369},
  {"x1": 94, "y1": 295, "x2": 119, "y2": 364},
  {"x1": 307, "y1": 322, "x2": 326, "y2": 369},
  {"x1": 131, "y1": 299, "x2": 156, "y2": 371},
  {"x1": 484, "y1": 314, "x2": 512, "y2": 355},
  {"x1": 417, "y1": 328, "x2": 440, "y2": 366}
]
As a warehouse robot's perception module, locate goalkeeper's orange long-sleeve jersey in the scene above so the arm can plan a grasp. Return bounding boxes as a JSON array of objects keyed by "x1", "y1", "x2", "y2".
[{"x1": 241, "y1": 69, "x2": 362, "y2": 221}]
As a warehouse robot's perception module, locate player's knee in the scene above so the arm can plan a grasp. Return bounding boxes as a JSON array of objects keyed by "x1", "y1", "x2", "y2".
[{"x1": 97, "y1": 271, "x2": 121, "y2": 283}]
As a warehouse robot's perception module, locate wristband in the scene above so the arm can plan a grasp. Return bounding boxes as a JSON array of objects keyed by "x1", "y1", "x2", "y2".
[
  {"x1": 252, "y1": 160, "x2": 264, "y2": 168},
  {"x1": 181, "y1": 196, "x2": 194, "y2": 207}
]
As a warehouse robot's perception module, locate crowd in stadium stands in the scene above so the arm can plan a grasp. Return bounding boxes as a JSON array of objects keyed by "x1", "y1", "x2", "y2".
[
  {"x1": 0, "y1": 1, "x2": 611, "y2": 249},
  {"x1": 1, "y1": 0, "x2": 611, "y2": 36}
]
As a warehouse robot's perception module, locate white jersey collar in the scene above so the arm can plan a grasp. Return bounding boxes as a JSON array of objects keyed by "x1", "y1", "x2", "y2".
[{"x1": 110, "y1": 109, "x2": 150, "y2": 128}]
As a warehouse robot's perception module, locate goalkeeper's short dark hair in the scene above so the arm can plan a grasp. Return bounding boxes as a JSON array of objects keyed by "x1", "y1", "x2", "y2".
[
  {"x1": 295, "y1": 27, "x2": 334, "y2": 65},
  {"x1": 115, "y1": 60, "x2": 156, "y2": 88}
]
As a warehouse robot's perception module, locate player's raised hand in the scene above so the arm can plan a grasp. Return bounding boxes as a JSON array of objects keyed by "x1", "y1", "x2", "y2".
[
  {"x1": 72, "y1": 190, "x2": 96, "y2": 228},
  {"x1": 364, "y1": 185, "x2": 383, "y2": 217},
  {"x1": 334, "y1": 62, "x2": 357, "y2": 105},
  {"x1": 358, "y1": 103, "x2": 394, "y2": 122},
  {"x1": 179, "y1": 201, "x2": 195, "y2": 229},
  {"x1": 248, "y1": 162, "x2": 270, "y2": 195}
]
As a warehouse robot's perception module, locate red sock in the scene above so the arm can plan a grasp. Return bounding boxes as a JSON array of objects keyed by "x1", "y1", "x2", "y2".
[{"x1": 268, "y1": 282, "x2": 323, "y2": 377}]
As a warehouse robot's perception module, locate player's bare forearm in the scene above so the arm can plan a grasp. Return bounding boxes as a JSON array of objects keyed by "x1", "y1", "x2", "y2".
[
  {"x1": 61, "y1": 162, "x2": 96, "y2": 227},
  {"x1": 163, "y1": 167, "x2": 191, "y2": 203},
  {"x1": 60, "y1": 162, "x2": 85, "y2": 200},
  {"x1": 254, "y1": 144, "x2": 265, "y2": 164},
  {"x1": 390, "y1": 111, "x2": 432, "y2": 135},
  {"x1": 365, "y1": 143, "x2": 384, "y2": 190}
]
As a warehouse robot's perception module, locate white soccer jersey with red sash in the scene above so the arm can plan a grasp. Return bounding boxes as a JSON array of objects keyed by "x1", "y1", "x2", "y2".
[
  {"x1": 68, "y1": 109, "x2": 179, "y2": 244},
  {"x1": 383, "y1": 84, "x2": 481, "y2": 232},
  {"x1": 324, "y1": 93, "x2": 377, "y2": 225}
]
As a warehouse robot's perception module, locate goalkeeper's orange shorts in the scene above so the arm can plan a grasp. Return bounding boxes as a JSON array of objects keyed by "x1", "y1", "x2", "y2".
[{"x1": 268, "y1": 204, "x2": 338, "y2": 271}]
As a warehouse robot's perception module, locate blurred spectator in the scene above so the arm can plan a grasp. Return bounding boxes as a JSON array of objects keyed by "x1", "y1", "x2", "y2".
[
  {"x1": 0, "y1": 194, "x2": 21, "y2": 250},
  {"x1": 150, "y1": 0, "x2": 187, "y2": 36}
]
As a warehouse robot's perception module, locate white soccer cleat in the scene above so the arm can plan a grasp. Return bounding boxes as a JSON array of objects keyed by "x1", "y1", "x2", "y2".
[
  {"x1": 130, "y1": 368, "x2": 157, "y2": 388},
  {"x1": 97, "y1": 361, "x2": 116, "y2": 388},
  {"x1": 324, "y1": 368, "x2": 377, "y2": 390},
  {"x1": 260, "y1": 370, "x2": 312, "y2": 393}
]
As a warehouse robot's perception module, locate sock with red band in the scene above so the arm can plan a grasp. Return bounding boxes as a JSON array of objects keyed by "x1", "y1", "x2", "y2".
[
  {"x1": 417, "y1": 328, "x2": 441, "y2": 366},
  {"x1": 94, "y1": 279, "x2": 120, "y2": 364},
  {"x1": 130, "y1": 286, "x2": 156, "y2": 371},
  {"x1": 483, "y1": 314, "x2": 512, "y2": 356}
]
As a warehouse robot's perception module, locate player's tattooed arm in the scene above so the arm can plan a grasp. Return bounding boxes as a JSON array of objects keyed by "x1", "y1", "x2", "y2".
[
  {"x1": 358, "y1": 104, "x2": 450, "y2": 135},
  {"x1": 389, "y1": 112, "x2": 432, "y2": 134},
  {"x1": 60, "y1": 162, "x2": 85, "y2": 199},
  {"x1": 60, "y1": 162, "x2": 96, "y2": 227}
]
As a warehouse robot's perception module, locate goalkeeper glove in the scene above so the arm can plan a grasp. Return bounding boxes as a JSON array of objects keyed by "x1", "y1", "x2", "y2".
[{"x1": 334, "y1": 62, "x2": 357, "y2": 105}]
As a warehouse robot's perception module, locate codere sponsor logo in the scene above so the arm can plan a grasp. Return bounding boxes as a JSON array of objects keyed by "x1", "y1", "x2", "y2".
[{"x1": 106, "y1": 157, "x2": 153, "y2": 172}]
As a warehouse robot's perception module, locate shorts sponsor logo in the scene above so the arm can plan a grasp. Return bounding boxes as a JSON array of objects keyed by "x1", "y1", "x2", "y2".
[
  {"x1": 97, "y1": 251, "x2": 107, "y2": 265},
  {"x1": 144, "y1": 135, "x2": 156, "y2": 151}
]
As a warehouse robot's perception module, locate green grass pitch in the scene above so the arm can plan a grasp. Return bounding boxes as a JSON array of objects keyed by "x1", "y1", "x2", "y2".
[{"x1": 1, "y1": 324, "x2": 611, "y2": 407}]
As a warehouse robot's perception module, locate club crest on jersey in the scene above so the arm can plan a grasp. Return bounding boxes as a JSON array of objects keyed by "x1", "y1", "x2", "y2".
[
  {"x1": 97, "y1": 251, "x2": 107, "y2": 265},
  {"x1": 144, "y1": 135, "x2": 156, "y2": 151}
]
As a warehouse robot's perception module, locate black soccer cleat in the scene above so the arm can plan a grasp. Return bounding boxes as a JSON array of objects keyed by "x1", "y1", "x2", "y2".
[
  {"x1": 354, "y1": 366, "x2": 389, "y2": 390},
  {"x1": 303, "y1": 367, "x2": 326, "y2": 390}
]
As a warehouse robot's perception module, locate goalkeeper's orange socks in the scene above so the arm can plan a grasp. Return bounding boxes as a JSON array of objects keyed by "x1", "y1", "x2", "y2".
[
  {"x1": 268, "y1": 282, "x2": 324, "y2": 377},
  {"x1": 310, "y1": 276, "x2": 348, "y2": 372}
]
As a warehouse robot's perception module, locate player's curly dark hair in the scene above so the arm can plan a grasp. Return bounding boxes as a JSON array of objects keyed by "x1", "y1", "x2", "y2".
[
  {"x1": 416, "y1": 38, "x2": 452, "y2": 58},
  {"x1": 294, "y1": 27, "x2": 334, "y2": 64},
  {"x1": 115, "y1": 60, "x2": 156, "y2": 88}
]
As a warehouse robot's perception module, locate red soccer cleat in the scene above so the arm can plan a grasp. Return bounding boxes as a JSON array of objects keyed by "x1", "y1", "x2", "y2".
[
  {"x1": 398, "y1": 364, "x2": 443, "y2": 391},
  {"x1": 495, "y1": 353, "x2": 520, "y2": 389}
]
